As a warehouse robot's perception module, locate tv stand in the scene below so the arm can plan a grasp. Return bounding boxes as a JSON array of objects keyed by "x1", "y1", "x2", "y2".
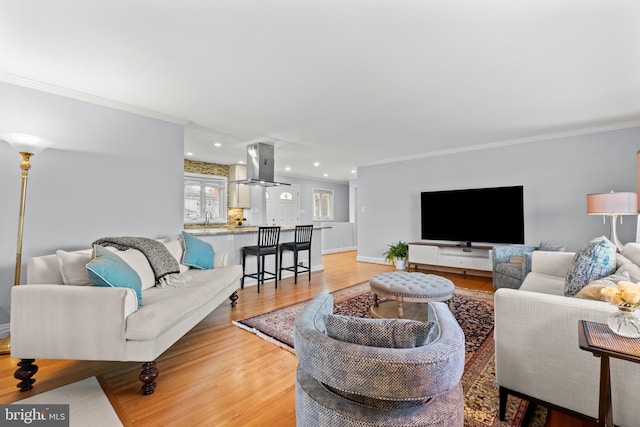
[{"x1": 407, "y1": 242, "x2": 493, "y2": 277}]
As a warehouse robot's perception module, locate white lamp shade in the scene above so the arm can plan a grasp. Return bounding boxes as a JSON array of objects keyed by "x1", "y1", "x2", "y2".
[
  {"x1": 0, "y1": 132, "x2": 52, "y2": 154},
  {"x1": 586, "y1": 192, "x2": 638, "y2": 215}
]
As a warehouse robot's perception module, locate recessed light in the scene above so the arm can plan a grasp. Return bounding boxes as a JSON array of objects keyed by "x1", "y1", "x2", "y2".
[
  {"x1": 239, "y1": 160, "x2": 245, "y2": 164},
  {"x1": 351, "y1": 170, "x2": 357, "y2": 174},
  {"x1": 285, "y1": 166, "x2": 291, "y2": 171},
  {"x1": 214, "y1": 142, "x2": 222, "y2": 147},
  {"x1": 323, "y1": 173, "x2": 328, "y2": 177},
  {"x1": 313, "y1": 162, "x2": 320, "y2": 167},
  {"x1": 187, "y1": 152, "x2": 193, "y2": 156}
]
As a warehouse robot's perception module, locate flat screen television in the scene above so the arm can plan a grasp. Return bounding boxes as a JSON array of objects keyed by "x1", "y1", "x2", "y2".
[{"x1": 420, "y1": 185, "x2": 524, "y2": 245}]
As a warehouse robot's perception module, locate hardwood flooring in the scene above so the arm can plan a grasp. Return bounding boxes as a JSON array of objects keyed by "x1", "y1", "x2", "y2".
[{"x1": 0, "y1": 251, "x2": 592, "y2": 426}]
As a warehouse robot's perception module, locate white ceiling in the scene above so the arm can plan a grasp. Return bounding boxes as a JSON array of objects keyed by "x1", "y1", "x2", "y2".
[{"x1": 1, "y1": 1, "x2": 639, "y2": 182}]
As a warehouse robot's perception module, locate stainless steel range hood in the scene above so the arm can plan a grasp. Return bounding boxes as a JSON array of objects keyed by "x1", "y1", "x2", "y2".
[{"x1": 232, "y1": 142, "x2": 290, "y2": 186}]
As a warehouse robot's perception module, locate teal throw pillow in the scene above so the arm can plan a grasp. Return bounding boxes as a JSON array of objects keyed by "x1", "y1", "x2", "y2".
[
  {"x1": 86, "y1": 245, "x2": 143, "y2": 307},
  {"x1": 181, "y1": 231, "x2": 215, "y2": 270},
  {"x1": 565, "y1": 236, "x2": 616, "y2": 297}
]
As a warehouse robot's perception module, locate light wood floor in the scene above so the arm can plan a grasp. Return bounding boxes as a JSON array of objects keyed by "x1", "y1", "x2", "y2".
[{"x1": 0, "y1": 251, "x2": 592, "y2": 426}]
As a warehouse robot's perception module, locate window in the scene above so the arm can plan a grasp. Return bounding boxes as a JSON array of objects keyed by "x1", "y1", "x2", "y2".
[
  {"x1": 312, "y1": 188, "x2": 334, "y2": 221},
  {"x1": 184, "y1": 173, "x2": 227, "y2": 224}
]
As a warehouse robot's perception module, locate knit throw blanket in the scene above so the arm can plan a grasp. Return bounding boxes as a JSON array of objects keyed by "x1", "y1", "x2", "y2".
[{"x1": 93, "y1": 236, "x2": 188, "y2": 288}]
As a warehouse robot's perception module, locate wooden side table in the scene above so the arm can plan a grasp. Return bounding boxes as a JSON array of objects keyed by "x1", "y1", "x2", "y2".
[{"x1": 578, "y1": 320, "x2": 640, "y2": 427}]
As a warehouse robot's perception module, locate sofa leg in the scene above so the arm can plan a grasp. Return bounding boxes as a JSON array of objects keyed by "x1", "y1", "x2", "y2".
[
  {"x1": 15, "y1": 359, "x2": 38, "y2": 392},
  {"x1": 229, "y1": 291, "x2": 239, "y2": 307},
  {"x1": 498, "y1": 386, "x2": 508, "y2": 421},
  {"x1": 140, "y1": 361, "x2": 159, "y2": 395}
]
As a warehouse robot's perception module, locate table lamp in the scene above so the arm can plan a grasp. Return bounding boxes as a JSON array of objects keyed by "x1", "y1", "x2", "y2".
[{"x1": 587, "y1": 191, "x2": 638, "y2": 251}]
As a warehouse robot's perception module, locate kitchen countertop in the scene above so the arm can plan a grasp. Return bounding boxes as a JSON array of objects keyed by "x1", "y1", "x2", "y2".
[{"x1": 185, "y1": 225, "x2": 330, "y2": 236}]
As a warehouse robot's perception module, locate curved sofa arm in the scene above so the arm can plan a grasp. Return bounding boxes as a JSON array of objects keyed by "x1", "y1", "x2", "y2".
[
  {"x1": 294, "y1": 293, "x2": 465, "y2": 401},
  {"x1": 11, "y1": 285, "x2": 137, "y2": 361}
]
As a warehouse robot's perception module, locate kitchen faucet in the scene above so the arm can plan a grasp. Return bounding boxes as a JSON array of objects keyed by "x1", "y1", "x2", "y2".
[{"x1": 204, "y1": 209, "x2": 213, "y2": 226}]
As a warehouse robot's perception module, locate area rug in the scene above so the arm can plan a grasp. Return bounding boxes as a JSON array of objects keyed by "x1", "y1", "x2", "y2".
[
  {"x1": 10, "y1": 376, "x2": 122, "y2": 427},
  {"x1": 233, "y1": 282, "x2": 547, "y2": 427}
]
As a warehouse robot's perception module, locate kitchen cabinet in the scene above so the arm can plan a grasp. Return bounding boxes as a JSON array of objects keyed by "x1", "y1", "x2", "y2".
[{"x1": 228, "y1": 164, "x2": 251, "y2": 208}]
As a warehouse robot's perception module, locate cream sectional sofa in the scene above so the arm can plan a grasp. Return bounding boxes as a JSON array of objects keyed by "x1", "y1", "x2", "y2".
[
  {"x1": 494, "y1": 242, "x2": 640, "y2": 426},
  {"x1": 10, "y1": 236, "x2": 242, "y2": 395}
]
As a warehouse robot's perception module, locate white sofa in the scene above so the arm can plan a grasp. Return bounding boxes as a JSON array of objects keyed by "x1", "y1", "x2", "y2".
[
  {"x1": 494, "y1": 246, "x2": 640, "y2": 426},
  {"x1": 10, "y1": 237, "x2": 242, "y2": 395}
]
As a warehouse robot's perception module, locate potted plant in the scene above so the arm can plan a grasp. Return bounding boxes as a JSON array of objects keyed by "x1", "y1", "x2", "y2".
[{"x1": 383, "y1": 240, "x2": 409, "y2": 270}]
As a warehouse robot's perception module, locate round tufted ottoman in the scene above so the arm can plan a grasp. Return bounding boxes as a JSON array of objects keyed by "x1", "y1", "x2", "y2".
[{"x1": 370, "y1": 272, "x2": 455, "y2": 320}]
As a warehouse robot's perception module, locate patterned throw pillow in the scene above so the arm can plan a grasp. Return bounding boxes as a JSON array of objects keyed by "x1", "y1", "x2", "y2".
[
  {"x1": 322, "y1": 314, "x2": 436, "y2": 348},
  {"x1": 565, "y1": 236, "x2": 616, "y2": 297}
]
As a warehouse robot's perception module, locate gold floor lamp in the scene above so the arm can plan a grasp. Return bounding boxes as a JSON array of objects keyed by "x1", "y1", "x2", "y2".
[{"x1": 0, "y1": 133, "x2": 52, "y2": 355}]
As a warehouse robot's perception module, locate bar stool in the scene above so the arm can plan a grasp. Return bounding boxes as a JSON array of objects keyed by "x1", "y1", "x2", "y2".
[
  {"x1": 241, "y1": 226, "x2": 281, "y2": 293},
  {"x1": 279, "y1": 225, "x2": 313, "y2": 284}
]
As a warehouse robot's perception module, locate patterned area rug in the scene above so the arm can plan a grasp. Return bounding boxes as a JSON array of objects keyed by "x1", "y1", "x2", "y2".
[{"x1": 233, "y1": 282, "x2": 547, "y2": 426}]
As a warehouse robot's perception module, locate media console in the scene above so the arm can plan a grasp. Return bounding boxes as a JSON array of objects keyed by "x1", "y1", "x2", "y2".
[{"x1": 407, "y1": 242, "x2": 493, "y2": 277}]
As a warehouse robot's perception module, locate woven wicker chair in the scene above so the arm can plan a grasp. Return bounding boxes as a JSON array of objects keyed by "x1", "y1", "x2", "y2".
[{"x1": 293, "y1": 293, "x2": 465, "y2": 427}]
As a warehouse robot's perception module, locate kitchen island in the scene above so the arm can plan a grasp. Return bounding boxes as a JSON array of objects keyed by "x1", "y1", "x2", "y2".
[{"x1": 184, "y1": 225, "x2": 328, "y2": 288}]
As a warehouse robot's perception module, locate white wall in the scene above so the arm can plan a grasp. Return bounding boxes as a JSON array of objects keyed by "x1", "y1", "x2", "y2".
[
  {"x1": 242, "y1": 175, "x2": 350, "y2": 227},
  {"x1": 356, "y1": 127, "x2": 640, "y2": 263},
  {"x1": 321, "y1": 222, "x2": 356, "y2": 254},
  {"x1": 0, "y1": 82, "x2": 184, "y2": 325}
]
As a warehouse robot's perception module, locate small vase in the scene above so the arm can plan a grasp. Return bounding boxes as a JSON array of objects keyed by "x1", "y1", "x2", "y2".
[{"x1": 607, "y1": 305, "x2": 640, "y2": 338}]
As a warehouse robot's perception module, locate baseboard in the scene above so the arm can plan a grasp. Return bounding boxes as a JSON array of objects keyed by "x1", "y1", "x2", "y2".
[
  {"x1": 356, "y1": 256, "x2": 387, "y2": 265},
  {"x1": 322, "y1": 246, "x2": 357, "y2": 255},
  {"x1": 0, "y1": 323, "x2": 9, "y2": 338}
]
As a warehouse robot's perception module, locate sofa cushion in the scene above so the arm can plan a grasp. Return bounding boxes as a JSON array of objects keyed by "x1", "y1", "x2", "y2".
[
  {"x1": 107, "y1": 248, "x2": 156, "y2": 292},
  {"x1": 86, "y1": 245, "x2": 143, "y2": 307},
  {"x1": 575, "y1": 272, "x2": 631, "y2": 301},
  {"x1": 56, "y1": 249, "x2": 93, "y2": 286},
  {"x1": 181, "y1": 231, "x2": 215, "y2": 270},
  {"x1": 520, "y1": 272, "x2": 566, "y2": 295},
  {"x1": 125, "y1": 265, "x2": 242, "y2": 340},
  {"x1": 565, "y1": 236, "x2": 616, "y2": 297},
  {"x1": 622, "y1": 243, "x2": 640, "y2": 266},
  {"x1": 616, "y1": 262, "x2": 640, "y2": 283},
  {"x1": 162, "y1": 238, "x2": 190, "y2": 273},
  {"x1": 322, "y1": 314, "x2": 436, "y2": 348}
]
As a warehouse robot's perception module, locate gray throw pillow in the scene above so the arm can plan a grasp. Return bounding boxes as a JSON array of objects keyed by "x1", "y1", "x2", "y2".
[
  {"x1": 322, "y1": 314, "x2": 436, "y2": 348},
  {"x1": 539, "y1": 241, "x2": 567, "y2": 252}
]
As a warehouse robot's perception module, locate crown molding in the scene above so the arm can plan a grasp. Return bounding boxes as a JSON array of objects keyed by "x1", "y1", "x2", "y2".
[
  {"x1": 364, "y1": 119, "x2": 640, "y2": 167},
  {"x1": 0, "y1": 71, "x2": 189, "y2": 126}
]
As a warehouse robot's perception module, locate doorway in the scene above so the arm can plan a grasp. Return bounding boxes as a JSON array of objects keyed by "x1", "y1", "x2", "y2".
[{"x1": 266, "y1": 185, "x2": 300, "y2": 227}]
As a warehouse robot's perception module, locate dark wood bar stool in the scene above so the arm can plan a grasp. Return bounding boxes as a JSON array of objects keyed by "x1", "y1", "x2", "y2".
[
  {"x1": 241, "y1": 226, "x2": 281, "y2": 293},
  {"x1": 279, "y1": 225, "x2": 313, "y2": 284}
]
